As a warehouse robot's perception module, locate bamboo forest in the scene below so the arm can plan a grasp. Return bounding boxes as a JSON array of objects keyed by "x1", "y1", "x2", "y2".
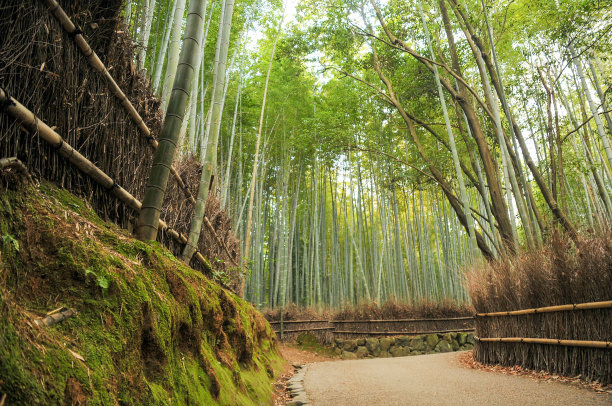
[
  {"x1": 0, "y1": 0, "x2": 611, "y2": 404},
  {"x1": 126, "y1": 0, "x2": 610, "y2": 307}
]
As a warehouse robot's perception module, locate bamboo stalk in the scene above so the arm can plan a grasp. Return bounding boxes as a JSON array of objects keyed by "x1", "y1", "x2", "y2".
[
  {"x1": 476, "y1": 300, "x2": 612, "y2": 317},
  {"x1": 0, "y1": 88, "x2": 211, "y2": 273},
  {"x1": 475, "y1": 336, "x2": 612, "y2": 349}
]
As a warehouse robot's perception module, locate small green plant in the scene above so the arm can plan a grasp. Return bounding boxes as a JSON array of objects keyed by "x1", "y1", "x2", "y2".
[
  {"x1": 212, "y1": 269, "x2": 230, "y2": 286},
  {"x1": 2, "y1": 234, "x2": 19, "y2": 252},
  {"x1": 85, "y1": 268, "x2": 110, "y2": 291}
]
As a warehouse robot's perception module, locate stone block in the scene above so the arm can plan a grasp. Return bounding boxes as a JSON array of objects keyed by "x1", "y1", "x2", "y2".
[
  {"x1": 396, "y1": 337, "x2": 411, "y2": 347},
  {"x1": 380, "y1": 337, "x2": 393, "y2": 351},
  {"x1": 390, "y1": 346, "x2": 411, "y2": 357},
  {"x1": 410, "y1": 337, "x2": 425, "y2": 351},
  {"x1": 425, "y1": 334, "x2": 438, "y2": 349},
  {"x1": 355, "y1": 346, "x2": 369, "y2": 358},
  {"x1": 436, "y1": 340, "x2": 453, "y2": 353},
  {"x1": 343, "y1": 339, "x2": 358, "y2": 352},
  {"x1": 341, "y1": 351, "x2": 358, "y2": 360},
  {"x1": 365, "y1": 338, "x2": 380, "y2": 353}
]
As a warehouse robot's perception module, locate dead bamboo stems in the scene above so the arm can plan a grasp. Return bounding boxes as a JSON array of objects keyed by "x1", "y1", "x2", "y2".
[
  {"x1": 204, "y1": 216, "x2": 238, "y2": 266},
  {"x1": 33, "y1": 307, "x2": 76, "y2": 327},
  {"x1": 0, "y1": 88, "x2": 211, "y2": 272},
  {"x1": 476, "y1": 300, "x2": 612, "y2": 317},
  {"x1": 38, "y1": 0, "x2": 234, "y2": 264},
  {"x1": 475, "y1": 336, "x2": 612, "y2": 349}
]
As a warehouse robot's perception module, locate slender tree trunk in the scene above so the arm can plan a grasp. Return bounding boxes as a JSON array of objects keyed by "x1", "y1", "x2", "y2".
[
  {"x1": 136, "y1": 0, "x2": 206, "y2": 241},
  {"x1": 241, "y1": 12, "x2": 284, "y2": 295},
  {"x1": 182, "y1": 0, "x2": 235, "y2": 261}
]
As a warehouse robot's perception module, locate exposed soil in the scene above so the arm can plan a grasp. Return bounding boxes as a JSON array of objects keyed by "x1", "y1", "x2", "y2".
[
  {"x1": 279, "y1": 343, "x2": 335, "y2": 365},
  {"x1": 272, "y1": 343, "x2": 334, "y2": 405}
]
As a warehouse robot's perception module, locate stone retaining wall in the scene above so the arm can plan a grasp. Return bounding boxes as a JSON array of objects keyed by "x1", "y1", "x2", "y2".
[{"x1": 333, "y1": 332, "x2": 475, "y2": 360}]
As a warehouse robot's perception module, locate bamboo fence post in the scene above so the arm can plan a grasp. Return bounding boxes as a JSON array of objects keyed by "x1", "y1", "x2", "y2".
[{"x1": 0, "y1": 88, "x2": 212, "y2": 273}]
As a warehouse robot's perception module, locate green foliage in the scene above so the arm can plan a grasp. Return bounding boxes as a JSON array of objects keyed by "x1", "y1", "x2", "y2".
[{"x1": 1, "y1": 234, "x2": 19, "y2": 252}]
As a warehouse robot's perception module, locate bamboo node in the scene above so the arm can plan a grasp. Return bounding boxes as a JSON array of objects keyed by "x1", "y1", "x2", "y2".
[
  {"x1": 0, "y1": 87, "x2": 16, "y2": 109},
  {"x1": 67, "y1": 27, "x2": 83, "y2": 38}
]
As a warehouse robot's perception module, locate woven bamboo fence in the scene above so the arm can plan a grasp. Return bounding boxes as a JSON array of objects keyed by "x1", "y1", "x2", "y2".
[
  {"x1": 0, "y1": 0, "x2": 240, "y2": 287},
  {"x1": 474, "y1": 300, "x2": 612, "y2": 384},
  {"x1": 269, "y1": 317, "x2": 475, "y2": 342}
]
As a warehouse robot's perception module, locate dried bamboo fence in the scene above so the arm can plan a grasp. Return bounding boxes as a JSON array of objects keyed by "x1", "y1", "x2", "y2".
[
  {"x1": 269, "y1": 317, "x2": 475, "y2": 343},
  {"x1": 0, "y1": 87, "x2": 213, "y2": 272},
  {"x1": 0, "y1": 0, "x2": 240, "y2": 288},
  {"x1": 474, "y1": 300, "x2": 612, "y2": 384}
]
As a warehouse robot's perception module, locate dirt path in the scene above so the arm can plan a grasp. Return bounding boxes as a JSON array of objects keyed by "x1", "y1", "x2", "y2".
[{"x1": 303, "y1": 352, "x2": 611, "y2": 406}]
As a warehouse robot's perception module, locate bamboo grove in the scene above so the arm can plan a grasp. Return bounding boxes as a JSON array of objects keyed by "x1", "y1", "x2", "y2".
[{"x1": 121, "y1": 0, "x2": 612, "y2": 308}]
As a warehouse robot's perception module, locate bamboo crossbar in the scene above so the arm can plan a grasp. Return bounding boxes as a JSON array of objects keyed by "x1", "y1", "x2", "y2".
[
  {"x1": 272, "y1": 327, "x2": 335, "y2": 333},
  {"x1": 333, "y1": 316, "x2": 474, "y2": 323},
  {"x1": 475, "y1": 336, "x2": 612, "y2": 349},
  {"x1": 268, "y1": 319, "x2": 330, "y2": 325},
  {"x1": 39, "y1": 0, "x2": 236, "y2": 264},
  {"x1": 333, "y1": 328, "x2": 475, "y2": 336},
  {"x1": 475, "y1": 300, "x2": 612, "y2": 317},
  {"x1": 0, "y1": 88, "x2": 211, "y2": 272}
]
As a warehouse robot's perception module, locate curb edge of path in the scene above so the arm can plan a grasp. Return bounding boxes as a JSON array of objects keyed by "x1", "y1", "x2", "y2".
[{"x1": 286, "y1": 364, "x2": 311, "y2": 406}]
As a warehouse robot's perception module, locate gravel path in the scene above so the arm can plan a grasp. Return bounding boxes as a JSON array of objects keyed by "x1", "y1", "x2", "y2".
[{"x1": 303, "y1": 352, "x2": 611, "y2": 406}]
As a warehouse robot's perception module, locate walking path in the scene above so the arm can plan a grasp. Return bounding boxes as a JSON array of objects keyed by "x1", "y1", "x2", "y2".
[{"x1": 303, "y1": 352, "x2": 611, "y2": 405}]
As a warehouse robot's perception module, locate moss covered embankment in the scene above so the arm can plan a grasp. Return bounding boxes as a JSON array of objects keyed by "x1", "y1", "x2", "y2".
[{"x1": 0, "y1": 181, "x2": 283, "y2": 405}]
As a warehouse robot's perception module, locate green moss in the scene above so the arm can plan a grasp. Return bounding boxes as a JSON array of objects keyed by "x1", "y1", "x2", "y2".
[
  {"x1": 294, "y1": 333, "x2": 336, "y2": 357},
  {"x1": 0, "y1": 182, "x2": 284, "y2": 405}
]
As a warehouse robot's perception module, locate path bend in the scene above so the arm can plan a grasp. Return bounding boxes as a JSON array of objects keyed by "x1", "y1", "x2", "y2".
[{"x1": 303, "y1": 352, "x2": 611, "y2": 406}]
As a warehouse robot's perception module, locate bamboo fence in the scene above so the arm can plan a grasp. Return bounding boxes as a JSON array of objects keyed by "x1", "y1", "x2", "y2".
[
  {"x1": 0, "y1": 87, "x2": 212, "y2": 272},
  {"x1": 39, "y1": 0, "x2": 235, "y2": 263},
  {"x1": 475, "y1": 299, "x2": 611, "y2": 384},
  {"x1": 269, "y1": 317, "x2": 475, "y2": 340}
]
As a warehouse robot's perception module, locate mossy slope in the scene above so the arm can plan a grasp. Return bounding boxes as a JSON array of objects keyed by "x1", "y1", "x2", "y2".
[{"x1": 0, "y1": 181, "x2": 283, "y2": 405}]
